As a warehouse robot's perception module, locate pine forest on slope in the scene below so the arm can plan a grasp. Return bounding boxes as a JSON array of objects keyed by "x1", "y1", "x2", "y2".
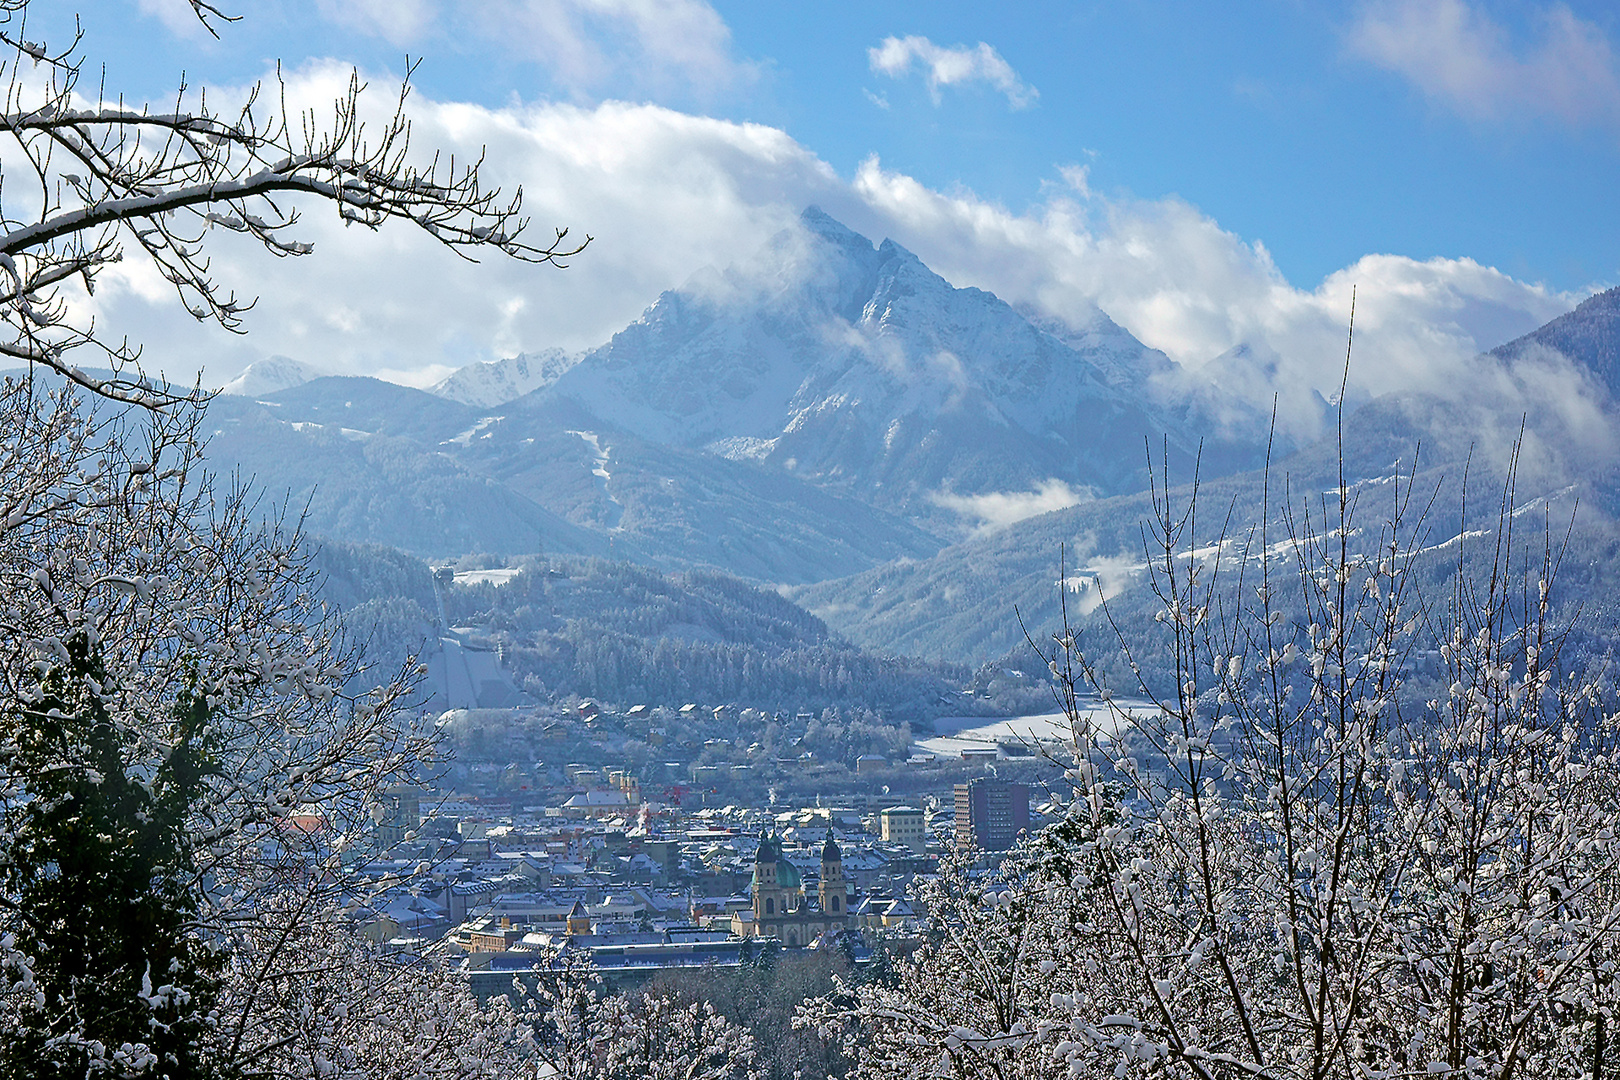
[{"x1": 312, "y1": 541, "x2": 1025, "y2": 725}]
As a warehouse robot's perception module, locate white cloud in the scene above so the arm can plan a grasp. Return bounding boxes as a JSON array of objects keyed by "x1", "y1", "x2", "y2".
[
  {"x1": 848, "y1": 155, "x2": 1576, "y2": 439},
  {"x1": 476, "y1": 0, "x2": 752, "y2": 97},
  {"x1": 77, "y1": 68, "x2": 1576, "y2": 439},
  {"x1": 136, "y1": 0, "x2": 215, "y2": 39},
  {"x1": 85, "y1": 67, "x2": 840, "y2": 386},
  {"x1": 303, "y1": 0, "x2": 751, "y2": 99},
  {"x1": 932, "y1": 480, "x2": 1092, "y2": 534},
  {"x1": 1349, "y1": 0, "x2": 1620, "y2": 127},
  {"x1": 314, "y1": 0, "x2": 437, "y2": 48},
  {"x1": 868, "y1": 35, "x2": 1038, "y2": 109}
]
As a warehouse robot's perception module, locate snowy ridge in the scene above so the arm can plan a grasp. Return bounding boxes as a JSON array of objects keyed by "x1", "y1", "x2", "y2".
[
  {"x1": 431, "y1": 349, "x2": 579, "y2": 407},
  {"x1": 219, "y1": 355, "x2": 326, "y2": 396}
]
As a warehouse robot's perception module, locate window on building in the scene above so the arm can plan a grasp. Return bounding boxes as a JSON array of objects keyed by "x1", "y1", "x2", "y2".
[
  {"x1": 766, "y1": 897, "x2": 775, "y2": 915},
  {"x1": 830, "y1": 895, "x2": 840, "y2": 913}
]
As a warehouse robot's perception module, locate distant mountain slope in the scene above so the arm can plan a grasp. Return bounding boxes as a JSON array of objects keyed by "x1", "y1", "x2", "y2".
[
  {"x1": 528, "y1": 207, "x2": 1269, "y2": 532},
  {"x1": 449, "y1": 402, "x2": 944, "y2": 583},
  {"x1": 250, "y1": 375, "x2": 487, "y2": 442},
  {"x1": 200, "y1": 376, "x2": 942, "y2": 582},
  {"x1": 1490, "y1": 285, "x2": 1620, "y2": 397},
  {"x1": 205, "y1": 394, "x2": 611, "y2": 559},
  {"x1": 430, "y1": 349, "x2": 579, "y2": 407},
  {"x1": 797, "y1": 383, "x2": 1617, "y2": 666}
]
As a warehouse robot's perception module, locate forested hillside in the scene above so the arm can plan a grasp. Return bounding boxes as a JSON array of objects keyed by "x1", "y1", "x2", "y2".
[{"x1": 313, "y1": 541, "x2": 988, "y2": 723}]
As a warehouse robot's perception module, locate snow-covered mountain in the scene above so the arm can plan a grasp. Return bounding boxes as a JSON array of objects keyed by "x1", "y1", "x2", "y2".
[
  {"x1": 527, "y1": 207, "x2": 1261, "y2": 531},
  {"x1": 219, "y1": 355, "x2": 325, "y2": 397},
  {"x1": 431, "y1": 349, "x2": 579, "y2": 407},
  {"x1": 185, "y1": 212, "x2": 1620, "y2": 657},
  {"x1": 797, "y1": 291, "x2": 1620, "y2": 663},
  {"x1": 199, "y1": 376, "x2": 941, "y2": 582},
  {"x1": 1490, "y1": 284, "x2": 1620, "y2": 398}
]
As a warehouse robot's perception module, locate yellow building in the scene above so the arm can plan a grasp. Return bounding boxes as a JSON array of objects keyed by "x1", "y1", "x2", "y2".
[{"x1": 878, "y1": 806, "x2": 927, "y2": 853}]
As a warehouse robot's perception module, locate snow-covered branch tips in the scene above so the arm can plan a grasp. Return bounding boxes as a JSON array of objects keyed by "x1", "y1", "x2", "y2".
[{"x1": 0, "y1": 0, "x2": 588, "y2": 407}]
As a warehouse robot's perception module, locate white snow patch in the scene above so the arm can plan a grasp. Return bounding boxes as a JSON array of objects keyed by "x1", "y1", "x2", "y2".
[
  {"x1": 285, "y1": 421, "x2": 370, "y2": 441},
  {"x1": 1415, "y1": 528, "x2": 1494, "y2": 557},
  {"x1": 706, "y1": 435, "x2": 779, "y2": 462},
  {"x1": 442, "y1": 416, "x2": 503, "y2": 447},
  {"x1": 784, "y1": 394, "x2": 852, "y2": 434},
  {"x1": 453, "y1": 568, "x2": 523, "y2": 587},
  {"x1": 568, "y1": 430, "x2": 624, "y2": 529},
  {"x1": 1322, "y1": 474, "x2": 1398, "y2": 496},
  {"x1": 918, "y1": 705, "x2": 1147, "y2": 758}
]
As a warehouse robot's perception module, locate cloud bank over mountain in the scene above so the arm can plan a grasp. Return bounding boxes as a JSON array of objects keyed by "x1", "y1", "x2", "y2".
[{"x1": 78, "y1": 68, "x2": 1580, "y2": 437}]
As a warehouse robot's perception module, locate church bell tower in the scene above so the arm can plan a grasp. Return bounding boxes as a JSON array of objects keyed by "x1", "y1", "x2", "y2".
[{"x1": 818, "y1": 829, "x2": 847, "y2": 919}]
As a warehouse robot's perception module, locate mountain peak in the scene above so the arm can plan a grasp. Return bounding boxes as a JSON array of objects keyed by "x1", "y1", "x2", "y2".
[
  {"x1": 876, "y1": 236, "x2": 922, "y2": 264},
  {"x1": 219, "y1": 355, "x2": 325, "y2": 397},
  {"x1": 530, "y1": 205, "x2": 1251, "y2": 526},
  {"x1": 431, "y1": 349, "x2": 578, "y2": 408},
  {"x1": 799, "y1": 205, "x2": 873, "y2": 251}
]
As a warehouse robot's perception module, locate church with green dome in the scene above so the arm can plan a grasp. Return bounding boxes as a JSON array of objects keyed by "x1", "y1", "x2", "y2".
[{"x1": 731, "y1": 830, "x2": 851, "y2": 946}]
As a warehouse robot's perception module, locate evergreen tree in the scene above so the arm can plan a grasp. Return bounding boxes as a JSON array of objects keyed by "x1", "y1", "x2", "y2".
[{"x1": 1, "y1": 632, "x2": 226, "y2": 1080}]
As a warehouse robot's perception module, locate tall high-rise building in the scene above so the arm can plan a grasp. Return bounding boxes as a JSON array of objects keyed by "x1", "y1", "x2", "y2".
[{"x1": 954, "y1": 780, "x2": 1030, "y2": 851}]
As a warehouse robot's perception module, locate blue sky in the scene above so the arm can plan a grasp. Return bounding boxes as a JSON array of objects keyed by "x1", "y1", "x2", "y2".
[{"x1": 47, "y1": 0, "x2": 1619, "y2": 401}]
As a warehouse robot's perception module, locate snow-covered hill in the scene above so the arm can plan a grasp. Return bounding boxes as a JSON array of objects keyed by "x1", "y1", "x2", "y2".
[
  {"x1": 200, "y1": 376, "x2": 940, "y2": 581},
  {"x1": 218, "y1": 355, "x2": 325, "y2": 396},
  {"x1": 430, "y1": 349, "x2": 579, "y2": 407}
]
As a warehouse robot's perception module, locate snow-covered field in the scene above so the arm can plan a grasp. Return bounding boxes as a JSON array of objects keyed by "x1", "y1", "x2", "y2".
[
  {"x1": 453, "y1": 568, "x2": 524, "y2": 587},
  {"x1": 915, "y1": 701, "x2": 1150, "y2": 759}
]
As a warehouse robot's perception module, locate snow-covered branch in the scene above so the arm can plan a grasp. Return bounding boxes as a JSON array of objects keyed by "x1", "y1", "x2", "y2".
[{"x1": 0, "y1": 0, "x2": 587, "y2": 406}]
